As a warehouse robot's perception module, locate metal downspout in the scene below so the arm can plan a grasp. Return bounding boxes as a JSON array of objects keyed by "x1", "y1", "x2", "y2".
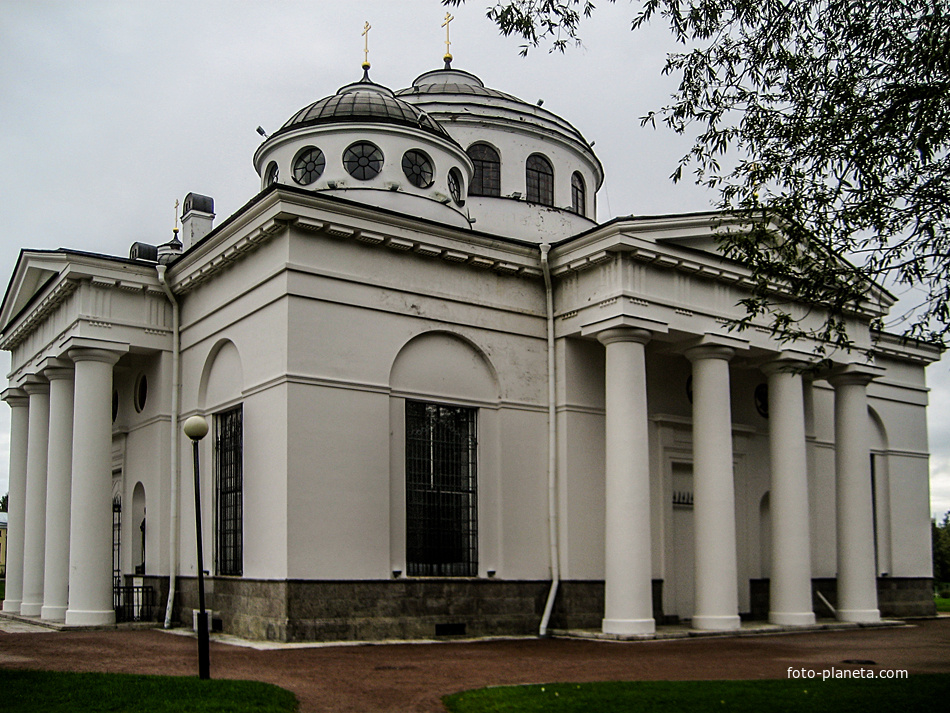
[
  {"x1": 156, "y1": 264, "x2": 181, "y2": 628},
  {"x1": 539, "y1": 243, "x2": 560, "y2": 636}
]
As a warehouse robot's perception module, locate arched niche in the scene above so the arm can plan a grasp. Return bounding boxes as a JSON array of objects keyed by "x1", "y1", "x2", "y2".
[
  {"x1": 389, "y1": 331, "x2": 499, "y2": 404},
  {"x1": 198, "y1": 339, "x2": 244, "y2": 411}
]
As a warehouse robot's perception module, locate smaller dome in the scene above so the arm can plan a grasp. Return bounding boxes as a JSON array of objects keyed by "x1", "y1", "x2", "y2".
[{"x1": 275, "y1": 73, "x2": 453, "y2": 142}]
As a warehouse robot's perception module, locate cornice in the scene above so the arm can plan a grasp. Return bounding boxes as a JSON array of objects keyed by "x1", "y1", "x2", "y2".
[
  {"x1": 169, "y1": 188, "x2": 545, "y2": 296},
  {"x1": 0, "y1": 278, "x2": 78, "y2": 350},
  {"x1": 551, "y1": 220, "x2": 889, "y2": 321}
]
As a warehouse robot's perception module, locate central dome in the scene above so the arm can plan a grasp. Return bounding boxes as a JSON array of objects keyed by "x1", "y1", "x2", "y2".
[{"x1": 274, "y1": 76, "x2": 453, "y2": 143}]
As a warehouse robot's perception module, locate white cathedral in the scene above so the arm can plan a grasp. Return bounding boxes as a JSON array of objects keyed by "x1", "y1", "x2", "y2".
[{"x1": 0, "y1": 50, "x2": 940, "y2": 641}]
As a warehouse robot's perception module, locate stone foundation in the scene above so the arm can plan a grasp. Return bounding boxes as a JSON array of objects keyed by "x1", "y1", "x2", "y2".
[
  {"x1": 749, "y1": 577, "x2": 934, "y2": 620},
  {"x1": 171, "y1": 577, "x2": 664, "y2": 642},
  {"x1": 170, "y1": 575, "x2": 934, "y2": 641}
]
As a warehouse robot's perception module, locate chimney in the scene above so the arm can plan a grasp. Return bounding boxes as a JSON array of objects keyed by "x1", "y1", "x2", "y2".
[{"x1": 181, "y1": 193, "x2": 215, "y2": 248}]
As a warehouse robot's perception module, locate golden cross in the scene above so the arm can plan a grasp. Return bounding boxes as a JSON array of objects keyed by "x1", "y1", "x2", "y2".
[
  {"x1": 362, "y1": 21, "x2": 372, "y2": 67},
  {"x1": 442, "y1": 12, "x2": 454, "y2": 60},
  {"x1": 173, "y1": 199, "x2": 180, "y2": 234}
]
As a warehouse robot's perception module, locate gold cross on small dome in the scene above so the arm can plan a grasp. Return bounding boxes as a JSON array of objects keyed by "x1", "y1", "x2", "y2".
[
  {"x1": 362, "y1": 21, "x2": 372, "y2": 70},
  {"x1": 442, "y1": 12, "x2": 454, "y2": 62}
]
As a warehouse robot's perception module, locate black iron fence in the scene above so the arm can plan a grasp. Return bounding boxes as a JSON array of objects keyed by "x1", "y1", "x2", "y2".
[{"x1": 114, "y1": 584, "x2": 155, "y2": 623}]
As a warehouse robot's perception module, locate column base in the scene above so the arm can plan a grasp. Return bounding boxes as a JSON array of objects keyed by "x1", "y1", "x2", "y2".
[
  {"x1": 40, "y1": 605, "x2": 67, "y2": 621},
  {"x1": 19, "y1": 601, "x2": 42, "y2": 617},
  {"x1": 691, "y1": 614, "x2": 741, "y2": 631},
  {"x1": 2, "y1": 599, "x2": 22, "y2": 614},
  {"x1": 602, "y1": 617, "x2": 656, "y2": 636},
  {"x1": 769, "y1": 611, "x2": 816, "y2": 626},
  {"x1": 837, "y1": 608, "x2": 881, "y2": 623},
  {"x1": 65, "y1": 609, "x2": 116, "y2": 627}
]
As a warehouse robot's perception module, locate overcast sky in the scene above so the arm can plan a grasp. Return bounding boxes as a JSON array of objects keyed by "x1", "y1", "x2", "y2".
[{"x1": 1, "y1": 0, "x2": 947, "y2": 518}]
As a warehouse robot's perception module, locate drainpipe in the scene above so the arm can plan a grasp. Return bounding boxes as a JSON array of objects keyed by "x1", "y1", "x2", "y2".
[
  {"x1": 539, "y1": 243, "x2": 560, "y2": 636},
  {"x1": 156, "y1": 264, "x2": 181, "y2": 628}
]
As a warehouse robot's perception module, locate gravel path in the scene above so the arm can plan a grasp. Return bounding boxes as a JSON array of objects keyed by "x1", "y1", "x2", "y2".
[{"x1": 2, "y1": 617, "x2": 948, "y2": 712}]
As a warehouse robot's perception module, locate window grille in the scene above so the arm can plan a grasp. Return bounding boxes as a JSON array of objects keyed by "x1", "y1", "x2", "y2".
[
  {"x1": 406, "y1": 401, "x2": 478, "y2": 577},
  {"x1": 467, "y1": 144, "x2": 500, "y2": 197},
  {"x1": 112, "y1": 495, "x2": 122, "y2": 590},
  {"x1": 571, "y1": 171, "x2": 586, "y2": 216},
  {"x1": 526, "y1": 154, "x2": 554, "y2": 206},
  {"x1": 215, "y1": 405, "x2": 243, "y2": 576}
]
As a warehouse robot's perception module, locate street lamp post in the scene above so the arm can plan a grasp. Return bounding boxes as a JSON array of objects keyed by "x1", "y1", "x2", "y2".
[{"x1": 183, "y1": 415, "x2": 210, "y2": 680}]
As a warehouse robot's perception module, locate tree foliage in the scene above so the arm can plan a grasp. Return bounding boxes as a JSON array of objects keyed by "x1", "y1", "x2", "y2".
[
  {"x1": 0, "y1": 491, "x2": 7, "y2": 512},
  {"x1": 935, "y1": 512, "x2": 950, "y2": 584},
  {"x1": 449, "y1": 0, "x2": 950, "y2": 353}
]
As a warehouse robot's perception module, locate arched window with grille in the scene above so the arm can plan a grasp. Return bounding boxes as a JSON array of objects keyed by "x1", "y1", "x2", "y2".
[
  {"x1": 571, "y1": 171, "x2": 586, "y2": 216},
  {"x1": 467, "y1": 144, "x2": 500, "y2": 197},
  {"x1": 526, "y1": 154, "x2": 554, "y2": 206}
]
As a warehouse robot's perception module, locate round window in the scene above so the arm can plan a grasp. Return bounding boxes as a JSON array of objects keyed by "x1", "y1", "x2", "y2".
[
  {"x1": 447, "y1": 167, "x2": 464, "y2": 206},
  {"x1": 134, "y1": 373, "x2": 148, "y2": 413},
  {"x1": 343, "y1": 141, "x2": 383, "y2": 181},
  {"x1": 293, "y1": 146, "x2": 326, "y2": 186},
  {"x1": 401, "y1": 149, "x2": 434, "y2": 188},
  {"x1": 264, "y1": 161, "x2": 279, "y2": 186}
]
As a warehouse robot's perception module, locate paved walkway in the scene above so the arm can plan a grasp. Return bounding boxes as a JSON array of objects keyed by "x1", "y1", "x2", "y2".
[{"x1": 2, "y1": 616, "x2": 948, "y2": 712}]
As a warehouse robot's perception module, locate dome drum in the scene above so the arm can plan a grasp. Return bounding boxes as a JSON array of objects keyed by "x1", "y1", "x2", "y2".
[{"x1": 254, "y1": 122, "x2": 474, "y2": 227}]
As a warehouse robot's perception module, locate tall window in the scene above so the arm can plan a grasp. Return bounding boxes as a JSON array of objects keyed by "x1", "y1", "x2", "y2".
[
  {"x1": 526, "y1": 154, "x2": 554, "y2": 206},
  {"x1": 215, "y1": 405, "x2": 243, "y2": 576},
  {"x1": 406, "y1": 401, "x2": 478, "y2": 577},
  {"x1": 571, "y1": 171, "x2": 586, "y2": 216},
  {"x1": 467, "y1": 144, "x2": 500, "y2": 197}
]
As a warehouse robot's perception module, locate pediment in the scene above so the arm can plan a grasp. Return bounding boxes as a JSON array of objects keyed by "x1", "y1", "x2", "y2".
[{"x1": 0, "y1": 250, "x2": 72, "y2": 334}]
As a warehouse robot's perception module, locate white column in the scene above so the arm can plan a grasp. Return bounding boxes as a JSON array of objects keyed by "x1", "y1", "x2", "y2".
[
  {"x1": 828, "y1": 370, "x2": 880, "y2": 623},
  {"x1": 65, "y1": 348, "x2": 120, "y2": 627},
  {"x1": 20, "y1": 378, "x2": 50, "y2": 617},
  {"x1": 685, "y1": 345, "x2": 740, "y2": 631},
  {"x1": 2, "y1": 389, "x2": 29, "y2": 614},
  {"x1": 763, "y1": 361, "x2": 815, "y2": 625},
  {"x1": 598, "y1": 328, "x2": 655, "y2": 636},
  {"x1": 41, "y1": 365, "x2": 75, "y2": 621}
]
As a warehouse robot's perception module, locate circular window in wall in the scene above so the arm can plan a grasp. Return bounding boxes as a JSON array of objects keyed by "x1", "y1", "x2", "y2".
[
  {"x1": 292, "y1": 146, "x2": 325, "y2": 186},
  {"x1": 447, "y1": 167, "x2": 464, "y2": 206},
  {"x1": 401, "y1": 149, "x2": 434, "y2": 188},
  {"x1": 134, "y1": 373, "x2": 148, "y2": 413},
  {"x1": 343, "y1": 141, "x2": 383, "y2": 181},
  {"x1": 264, "y1": 161, "x2": 279, "y2": 186}
]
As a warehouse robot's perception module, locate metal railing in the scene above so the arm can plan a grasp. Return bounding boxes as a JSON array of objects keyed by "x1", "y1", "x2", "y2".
[{"x1": 114, "y1": 584, "x2": 155, "y2": 623}]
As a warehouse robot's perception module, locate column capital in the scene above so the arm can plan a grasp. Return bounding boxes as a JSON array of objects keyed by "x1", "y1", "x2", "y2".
[
  {"x1": 1, "y1": 387, "x2": 29, "y2": 407},
  {"x1": 38, "y1": 357, "x2": 75, "y2": 381},
  {"x1": 67, "y1": 347, "x2": 123, "y2": 366},
  {"x1": 596, "y1": 327, "x2": 652, "y2": 347},
  {"x1": 760, "y1": 358, "x2": 809, "y2": 377},
  {"x1": 827, "y1": 364, "x2": 883, "y2": 387},
  {"x1": 21, "y1": 377, "x2": 50, "y2": 396},
  {"x1": 684, "y1": 344, "x2": 734, "y2": 363}
]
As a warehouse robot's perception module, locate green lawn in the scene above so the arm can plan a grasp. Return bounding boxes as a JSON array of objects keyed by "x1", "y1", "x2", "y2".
[
  {"x1": 936, "y1": 595, "x2": 950, "y2": 612},
  {"x1": 443, "y1": 675, "x2": 950, "y2": 712},
  {"x1": 0, "y1": 670, "x2": 297, "y2": 713}
]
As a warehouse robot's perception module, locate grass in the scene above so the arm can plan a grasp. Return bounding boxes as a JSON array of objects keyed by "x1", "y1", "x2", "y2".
[
  {"x1": 0, "y1": 670, "x2": 297, "y2": 713},
  {"x1": 443, "y1": 675, "x2": 950, "y2": 712},
  {"x1": 936, "y1": 595, "x2": 950, "y2": 612}
]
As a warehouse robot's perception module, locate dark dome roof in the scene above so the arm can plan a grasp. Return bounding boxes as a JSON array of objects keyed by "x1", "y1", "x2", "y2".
[
  {"x1": 396, "y1": 82, "x2": 522, "y2": 103},
  {"x1": 274, "y1": 77, "x2": 453, "y2": 142}
]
